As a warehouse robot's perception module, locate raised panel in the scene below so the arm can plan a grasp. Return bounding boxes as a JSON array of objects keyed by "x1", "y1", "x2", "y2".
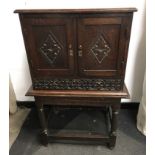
[
  {"x1": 21, "y1": 15, "x2": 75, "y2": 78},
  {"x1": 77, "y1": 17, "x2": 123, "y2": 77}
]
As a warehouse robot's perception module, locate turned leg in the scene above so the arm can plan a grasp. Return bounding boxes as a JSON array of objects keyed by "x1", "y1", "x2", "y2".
[
  {"x1": 108, "y1": 105, "x2": 120, "y2": 149},
  {"x1": 36, "y1": 102, "x2": 48, "y2": 146}
]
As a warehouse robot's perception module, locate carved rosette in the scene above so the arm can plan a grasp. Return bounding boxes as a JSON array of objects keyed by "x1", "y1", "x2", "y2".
[
  {"x1": 40, "y1": 31, "x2": 63, "y2": 64},
  {"x1": 33, "y1": 79, "x2": 123, "y2": 91},
  {"x1": 91, "y1": 34, "x2": 111, "y2": 64}
]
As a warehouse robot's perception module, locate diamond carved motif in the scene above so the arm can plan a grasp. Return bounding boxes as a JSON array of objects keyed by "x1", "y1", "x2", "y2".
[
  {"x1": 40, "y1": 31, "x2": 63, "y2": 64},
  {"x1": 91, "y1": 34, "x2": 111, "y2": 64}
]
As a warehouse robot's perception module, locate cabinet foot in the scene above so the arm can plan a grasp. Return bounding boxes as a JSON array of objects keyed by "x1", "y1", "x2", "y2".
[
  {"x1": 40, "y1": 130, "x2": 48, "y2": 146},
  {"x1": 107, "y1": 143, "x2": 115, "y2": 150}
]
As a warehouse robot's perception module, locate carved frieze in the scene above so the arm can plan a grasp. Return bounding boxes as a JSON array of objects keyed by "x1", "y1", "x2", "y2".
[{"x1": 33, "y1": 79, "x2": 122, "y2": 91}]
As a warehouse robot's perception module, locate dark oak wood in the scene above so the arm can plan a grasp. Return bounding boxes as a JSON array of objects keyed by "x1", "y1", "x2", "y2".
[
  {"x1": 34, "y1": 96, "x2": 122, "y2": 108},
  {"x1": 15, "y1": 8, "x2": 136, "y2": 149},
  {"x1": 108, "y1": 105, "x2": 120, "y2": 149},
  {"x1": 19, "y1": 15, "x2": 75, "y2": 77},
  {"x1": 16, "y1": 100, "x2": 140, "y2": 109},
  {"x1": 78, "y1": 17, "x2": 122, "y2": 77},
  {"x1": 14, "y1": 8, "x2": 137, "y2": 14},
  {"x1": 17, "y1": 10, "x2": 134, "y2": 90},
  {"x1": 36, "y1": 102, "x2": 48, "y2": 145},
  {"x1": 49, "y1": 131, "x2": 109, "y2": 141},
  {"x1": 26, "y1": 84, "x2": 129, "y2": 98}
]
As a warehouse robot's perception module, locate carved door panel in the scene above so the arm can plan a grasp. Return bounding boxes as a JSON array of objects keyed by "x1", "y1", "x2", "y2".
[
  {"x1": 77, "y1": 17, "x2": 125, "y2": 78},
  {"x1": 21, "y1": 15, "x2": 74, "y2": 78}
]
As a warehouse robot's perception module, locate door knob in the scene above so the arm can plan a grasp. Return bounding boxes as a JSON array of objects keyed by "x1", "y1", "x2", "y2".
[
  {"x1": 69, "y1": 44, "x2": 73, "y2": 56},
  {"x1": 78, "y1": 45, "x2": 83, "y2": 57}
]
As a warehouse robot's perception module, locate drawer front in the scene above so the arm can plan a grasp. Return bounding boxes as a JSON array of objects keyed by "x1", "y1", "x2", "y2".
[
  {"x1": 36, "y1": 96, "x2": 121, "y2": 107},
  {"x1": 33, "y1": 78, "x2": 123, "y2": 91},
  {"x1": 77, "y1": 15, "x2": 133, "y2": 78},
  {"x1": 20, "y1": 14, "x2": 75, "y2": 78}
]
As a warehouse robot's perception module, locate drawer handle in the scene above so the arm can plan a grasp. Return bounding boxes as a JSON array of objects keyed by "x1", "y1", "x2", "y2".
[
  {"x1": 78, "y1": 45, "x2": 83, "y2": 57},
  {"x1": 69, "y1": 44, "x2": 73, "y2": 56}
]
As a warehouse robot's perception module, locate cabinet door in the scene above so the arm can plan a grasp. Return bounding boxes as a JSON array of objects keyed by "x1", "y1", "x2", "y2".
[
  {"x1": 77, "y1": 17, "x2": 125, "y2": 78},
  {"x1": 21, "y1": 15, "x2": 75, "y2": 78}
]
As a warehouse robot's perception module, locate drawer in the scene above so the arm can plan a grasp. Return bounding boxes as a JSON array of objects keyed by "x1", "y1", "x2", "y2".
[
  {"x1": 33, "y1": 78, "x2": 123, "y2": 91},
  {"x1": 35, "y1": 96, "x2": 121, "y2": 107}
]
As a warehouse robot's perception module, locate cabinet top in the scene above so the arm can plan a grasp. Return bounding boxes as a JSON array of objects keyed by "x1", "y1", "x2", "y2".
[{"x1": 14, "y1": 8, "x2": 137, "y2": 14}]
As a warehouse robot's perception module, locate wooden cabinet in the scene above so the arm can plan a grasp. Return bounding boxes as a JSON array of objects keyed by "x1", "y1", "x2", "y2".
[
  {"x1": 16, "y1": 9, "x2": 136, "y2": 91},
  {"x1": 15, "y1": 8, "x2": 137, "y2": 148}
]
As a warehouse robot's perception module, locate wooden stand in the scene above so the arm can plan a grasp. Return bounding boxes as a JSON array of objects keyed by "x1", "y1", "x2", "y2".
[
  {"x1": 14, "y1": 8, "x2": 136, "y2": 150},
  {"x1": 26, "y1": 85, "x2": 129, "y2": 149}
]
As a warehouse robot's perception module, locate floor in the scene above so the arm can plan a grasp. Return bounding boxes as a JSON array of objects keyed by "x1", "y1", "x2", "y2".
[
  {"x1": 10, "y1": 107, "x2": 146, "y2": 155},
  {"x1": 9, "y1": 107, "x2": 30, "y2": 149}
]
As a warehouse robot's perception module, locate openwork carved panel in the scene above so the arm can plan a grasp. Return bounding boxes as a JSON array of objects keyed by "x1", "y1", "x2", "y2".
[
  {"x1": 91, "y1": 34, "x2": 111, "y2": 64},
  {"x1": 40, "y1": 31, "x2": 63, "y2": 64},
  {"x1": 33, "y1": 79, "x2": 123, "y2": 91}
]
